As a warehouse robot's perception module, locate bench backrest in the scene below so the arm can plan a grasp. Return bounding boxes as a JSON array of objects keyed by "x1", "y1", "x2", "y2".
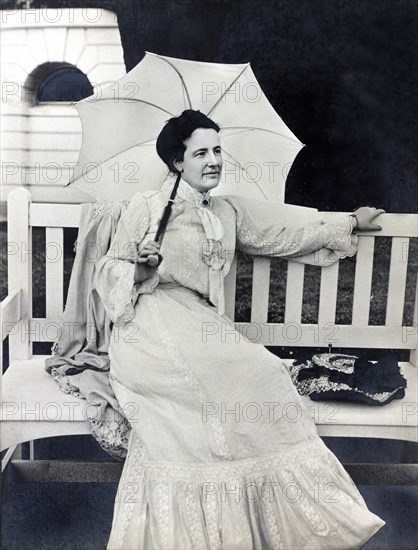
[{"x1": 6, "y1": 188, "x2": 418, "y2": 364}]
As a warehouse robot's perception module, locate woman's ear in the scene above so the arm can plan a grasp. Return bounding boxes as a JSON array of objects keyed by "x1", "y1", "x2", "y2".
[{"x1": 173, "y1": 158, "x2": 183, "y2": 172}]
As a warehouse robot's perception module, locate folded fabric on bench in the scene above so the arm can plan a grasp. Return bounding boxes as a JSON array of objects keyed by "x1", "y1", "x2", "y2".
[
  {"x1": 288, "y1": 352, "x2": 407, "y2": 406},
  {"x1": 45, "y1": 201, "x2": 132, "y2": 460}
]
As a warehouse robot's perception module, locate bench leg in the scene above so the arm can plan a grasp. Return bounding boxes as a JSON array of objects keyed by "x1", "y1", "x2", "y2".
[{"x1": 1, "y1": 446, "x2": 19, "y2": 473}]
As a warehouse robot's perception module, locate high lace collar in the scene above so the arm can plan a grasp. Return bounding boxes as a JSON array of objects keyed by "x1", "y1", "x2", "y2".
[{"x1": 175, "y1": 177, "x2": 213, "y2": 209}]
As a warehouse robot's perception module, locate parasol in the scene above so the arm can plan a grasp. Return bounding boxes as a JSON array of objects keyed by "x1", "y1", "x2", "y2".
[{"x1": 67, "y1": 52, "x2": 304, "y2": 203}]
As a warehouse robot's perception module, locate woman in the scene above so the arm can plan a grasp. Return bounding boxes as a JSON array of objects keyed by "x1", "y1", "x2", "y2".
[{"x1": 94, "y1": 110, "x2": 385, "y2": 549}]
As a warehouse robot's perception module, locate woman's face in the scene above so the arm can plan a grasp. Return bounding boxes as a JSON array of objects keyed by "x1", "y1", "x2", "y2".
[{"x1": 174, "y1": 128, "x2": 222, "y2": 193}]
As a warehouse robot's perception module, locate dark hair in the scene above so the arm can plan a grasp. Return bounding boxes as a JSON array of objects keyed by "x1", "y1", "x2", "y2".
[{"x1": 156, "y1": 109, "x2": 220, "y2": 173}]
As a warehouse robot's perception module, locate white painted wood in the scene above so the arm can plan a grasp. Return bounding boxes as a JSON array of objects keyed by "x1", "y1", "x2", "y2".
[
  {"x1": 26, "y1": 131, "x2": 82, "y2": 150},
  {"x1": 43, "y1": 27, "x2": 67, "y2": 61},
  {"x1": 0, "y1": 114, "x2": 27, "y2": 132},
  {"x1": 26, "y1": 114, "x2": 81, "y2": 133},
  {"x1": 1, "y1": 356, "x2": 91, "y2": 452},
  {"x1": 3, "y1": 148, "x2": 80, "y2": 167},
  {"x1": 318, "y1": 262, "x2": 339, "y2": 326},
  {"x1": 386, "y1": 237, "x2": 409, "y2": 326},
  {"x1": 233, "y1": 323, "x2": 416, "y2": 349},
  {"x1": 30, "y1": 203, "x2": 82, "y2": 227},
  {"x1": 409, "y1": 275, "x2": 418, "y2": 367},
  {"x1": 64, "y1": 28, "x2": 87, "y2": 65},
  {"x1": 1, "y1": 288, "x2": 22, "y2": 340},
  {"x1": 12, "y1": 445, "x2": 22, "y2": 461},
  {"x1": 45, "y1": 228, "x2": 64, "y2": 319},
  {"x1": 315, "y1": 424, "x2": 417, "y2": 441},
  {"x1": 224, "y1": 255, "x2": 237, "y2": 321},
  {"x1": 2, "y1": 8, "x2": 119, "y2": 29},
  {"x1": 1, "y1": 446, "x2": 18, "y2": 472},
  {"x1": 88, "y1": 64, "x2": 126, "y2": 84},
  {"x1": 251, "y1": 257, "x2": 271, "y2": 323},
  {"x1": 29, "y1": 440, "x2": 35, "y2": 461},
  {"x1": 24, "y1": 106, "x2": 77, "y2": 117},
  {"x1": 25, "y1": 28, "x2": 49, "y2": 65},
  {"x1": 319, "y1": 213, "x2": 417, "y2": 237},
  {"x1": 1, "y1": 421, "x2": 92, "y2": 454},
  {"x1": 97, "y1": 44, "x2": 125, "y2": 63},
  {"x1": 284, "y1": 262, "x2": 304, "y2": 323},
  {"x1": 7, "y1": 189, "x2": 32, "y2": 361},
  {"x1": 85, "y1": 27, "x2": 123, "y2": 45},
  {"x1": 28, "y1": 319, "x2": 61, "y2": 342},
  {"x1": 1, "y1": 288, "x2": 21, "y2": 394},
  {"x1": 352, "y1": 237, "x2": 375, "y2": 326},
  {"x1": 3, "y1": 185, "x2": 93, "y2": 206}
]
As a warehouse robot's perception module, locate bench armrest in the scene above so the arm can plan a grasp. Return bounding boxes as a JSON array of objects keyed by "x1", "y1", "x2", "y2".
[{"x1": 1, "y1": 288, "x2": 22, "y2": 342}]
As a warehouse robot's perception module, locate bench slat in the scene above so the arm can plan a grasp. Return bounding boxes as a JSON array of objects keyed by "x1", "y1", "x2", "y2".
[
  {"x1": 7, "y1": 188, "x2": 32, "y2": 360},
  {"x1": 386, "y1": 237, "x2": 409, "y2": 326},
  {"x1": 318, "y1": 262, "x2": 339, "y2": 325},
  {"x1": 233, "y1": 323, "x2": 417, "y2": 349},
  {"x1": 31, "y1": 203, "x2": 81, "y2": 227},
  {"x1": 352, "y1": 236, "x2": 375, "y2": 326},
  {"x1": 45, "y1": 228, "x2": 64, "y2": 319},
  {"x1": 284, "y1": 262, "x2": 304, "y2": 323},
  {"x1": 319, "y1": 212, "x2": 418, "y2": 237},
  {"x1": 410, "y1": 275, "x2": 418, "y2": 366},
  {"x1": 29, "y1": 316, "x2": 417, "y2": 350},
  {"x1": 251, "y1": 257, "x2": 271, "y2": 323}
]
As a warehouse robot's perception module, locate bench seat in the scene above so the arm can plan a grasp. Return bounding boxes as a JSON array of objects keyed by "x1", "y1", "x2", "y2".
[
  {"x1": 2, "y1": 356, "x2": 416, "y2": 452},
  {"x1": 1, "y1": 356, "x2": 90, "y2": 452}
]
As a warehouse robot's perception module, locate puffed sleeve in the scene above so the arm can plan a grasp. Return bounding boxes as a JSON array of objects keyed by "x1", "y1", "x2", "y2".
[
  {"x1": 224, "y1": 195, "x2": 358, "y2": 266},
  {"x1": 93, "y1": 192, "x2": 159, "y2": 324}
]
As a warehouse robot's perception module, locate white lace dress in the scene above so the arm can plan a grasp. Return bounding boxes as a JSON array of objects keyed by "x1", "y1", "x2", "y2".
[{"x1": 94, "y1": 178, "x2": 385, "y2": 550}]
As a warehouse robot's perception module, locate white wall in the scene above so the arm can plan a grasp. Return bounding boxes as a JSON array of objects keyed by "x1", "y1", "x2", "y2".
[{"x1": 1, "y1": 8, "x2": 126, "y2": 214}]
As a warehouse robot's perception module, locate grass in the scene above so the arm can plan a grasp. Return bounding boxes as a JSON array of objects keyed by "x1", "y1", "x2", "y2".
[{"x1": 234, "y1": 238, "x2": 417, "y2": 326}]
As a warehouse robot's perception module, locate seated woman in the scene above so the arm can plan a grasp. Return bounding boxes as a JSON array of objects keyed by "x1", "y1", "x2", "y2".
[{"x1": 94, "y1": 109, "x2": 385, "y2": 550}]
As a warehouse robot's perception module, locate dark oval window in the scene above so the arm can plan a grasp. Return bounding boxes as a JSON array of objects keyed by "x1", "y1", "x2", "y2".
[{"x1": 26, "y1": 62, "x2": 94, "y2": 105}]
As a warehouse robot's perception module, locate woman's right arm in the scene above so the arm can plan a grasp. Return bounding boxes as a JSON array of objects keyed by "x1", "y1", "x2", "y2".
[{"x1": 93, "y1": 192, "x2": 159, "y2": 324}]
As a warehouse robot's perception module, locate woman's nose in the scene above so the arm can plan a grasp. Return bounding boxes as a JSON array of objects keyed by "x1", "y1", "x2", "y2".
[{"x1": 206, "y1": 152, "x2": 217, "y2": 164}]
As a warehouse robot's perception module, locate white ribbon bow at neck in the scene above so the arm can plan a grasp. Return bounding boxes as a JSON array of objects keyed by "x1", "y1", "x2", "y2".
[{"x1": 197, "y1": 206, "x2": 227, "y2": 315}]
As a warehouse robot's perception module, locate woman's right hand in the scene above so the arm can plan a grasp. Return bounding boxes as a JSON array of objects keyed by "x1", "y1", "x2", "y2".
[{"x1": 134, "y1": 240, "x2": 161, "y2": 283}]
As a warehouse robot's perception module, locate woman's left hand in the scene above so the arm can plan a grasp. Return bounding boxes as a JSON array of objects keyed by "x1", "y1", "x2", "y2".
[{"x1": 352, "y1": 207, "x2": 385, "y2": 231}]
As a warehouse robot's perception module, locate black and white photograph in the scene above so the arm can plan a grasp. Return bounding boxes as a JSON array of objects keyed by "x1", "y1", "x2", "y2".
[{"x1": 1, "y1": 1, "x2": 417, "y2": 549}]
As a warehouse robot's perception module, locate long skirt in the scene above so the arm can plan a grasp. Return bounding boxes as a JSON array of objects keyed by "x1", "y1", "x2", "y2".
[{"x1": 106, "y1": 285, "x2": 385, "y2": 550}]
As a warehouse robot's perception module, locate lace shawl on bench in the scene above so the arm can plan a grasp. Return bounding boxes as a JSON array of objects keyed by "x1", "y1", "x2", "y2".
[{"x1": 44, "y1": 201, "x2": 132, "y2": 461}]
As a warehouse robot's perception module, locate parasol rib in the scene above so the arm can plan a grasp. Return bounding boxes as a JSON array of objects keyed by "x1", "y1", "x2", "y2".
[
  {"x1": 220, "y1": 126, "x2": 304, "y2": 145},
  {"x1": 79, "y1": 97, "x2": 176, "y2": 117},
  {"x1": 221, "y1": 148, "x2": 269, "y2": 200},
  {"x1": 207, "y1": 64, "x2": 251, "y2": 118},
  {"x1": 149, "y1": 53, "x2": 193, "y2": 110}
]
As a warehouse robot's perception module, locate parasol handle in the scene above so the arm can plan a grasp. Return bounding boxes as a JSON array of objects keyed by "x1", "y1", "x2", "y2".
[{"x1": 146, "y1": 172, "x2": 182, "y2": 267}]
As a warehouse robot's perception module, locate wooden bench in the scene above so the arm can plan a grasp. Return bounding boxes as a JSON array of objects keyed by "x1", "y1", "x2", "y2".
[{"x1": 1, "y1": 187, "x2": 417, "y2": 484}]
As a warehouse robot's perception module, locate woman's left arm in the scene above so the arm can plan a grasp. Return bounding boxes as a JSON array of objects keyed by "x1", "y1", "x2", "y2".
[{"x1": 226, "y1": 195, "x2": 384, "y2": 266}]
